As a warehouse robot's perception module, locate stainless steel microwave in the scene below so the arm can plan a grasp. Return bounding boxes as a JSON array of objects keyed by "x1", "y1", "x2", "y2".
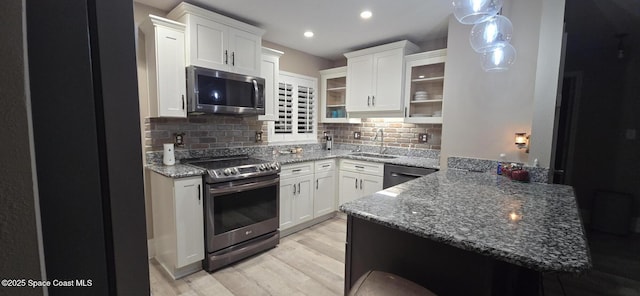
[{"x1": 186, "y1": 66, "x2": 265, "y2": 116}]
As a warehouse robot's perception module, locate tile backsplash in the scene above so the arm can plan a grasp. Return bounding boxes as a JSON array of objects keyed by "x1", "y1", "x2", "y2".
[
  {"x1": 145, "y1": 116, "x2": 442, "y2": 152},
  {"x1": 321, "y1": 118, "x2": 442, "y2": 150},
  {"x1": 145, "y1": 115, "x2": 268, "y2": 151}
]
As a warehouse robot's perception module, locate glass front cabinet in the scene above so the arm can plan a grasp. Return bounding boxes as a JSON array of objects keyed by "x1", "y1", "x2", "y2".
[
  {"x1": 319, "y1": 67, "x2": 360, "y2": 123},
  {"x1": 403, "y1": 49, "x2": 446, "y2": 124}
]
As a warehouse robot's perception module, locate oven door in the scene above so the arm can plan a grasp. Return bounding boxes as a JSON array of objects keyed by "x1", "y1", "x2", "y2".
[{"x1": 205, "y1": 174, "x2": 279, "y2": 253}]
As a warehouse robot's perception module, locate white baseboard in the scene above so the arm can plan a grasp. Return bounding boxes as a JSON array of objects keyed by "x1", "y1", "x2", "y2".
[{"x1": 148, "y1": 239, "x2": 155, "y2": 259}]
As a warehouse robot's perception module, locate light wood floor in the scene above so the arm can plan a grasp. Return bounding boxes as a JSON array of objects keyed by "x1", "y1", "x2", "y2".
[
  {"x1": 150, "y1": 215, "x2": 640, "y2": 296},
  {"x1": 150, "y1": 215, "x2": 347, "y2": 296}
]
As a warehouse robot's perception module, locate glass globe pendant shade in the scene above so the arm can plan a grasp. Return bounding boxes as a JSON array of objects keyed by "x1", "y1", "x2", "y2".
[
  {"x1": 481, "y1": 43, "x2": 516, "y2": 72},
  {"x1": 452, "y1": 0, "x2": 504, "y2": 24},
  {"x1": 470, "y1": 15, "x2": 513, "y2": 53}
]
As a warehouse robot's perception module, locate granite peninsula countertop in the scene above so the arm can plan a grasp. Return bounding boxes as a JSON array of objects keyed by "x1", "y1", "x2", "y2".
[
  {"x1": 339, "y1": 170, "x2": 591, "y2": 274},
  {"x1": 147, "y1": 149, "x2": 440, "y2": 178}
]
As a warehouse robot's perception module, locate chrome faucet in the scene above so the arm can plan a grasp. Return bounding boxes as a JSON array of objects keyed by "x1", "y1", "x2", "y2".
[{"x1": 373, "y1": 128, "x2": 386, "y2": 154}]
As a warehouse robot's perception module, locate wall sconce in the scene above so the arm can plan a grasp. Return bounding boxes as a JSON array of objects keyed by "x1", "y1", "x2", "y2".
[{"x1": 515, "y1": 132, "x2": 529, "y2": 153}]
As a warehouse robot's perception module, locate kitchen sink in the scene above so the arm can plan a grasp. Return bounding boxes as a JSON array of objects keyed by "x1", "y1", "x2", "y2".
[{"x1": 349, "y1": 152, "x2": 398, "y2": 159}]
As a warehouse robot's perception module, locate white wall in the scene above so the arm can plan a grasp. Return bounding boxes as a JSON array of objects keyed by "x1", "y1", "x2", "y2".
[
  {"x1": 530, "y1": 0, "x2": 567, "y2": 168},
  {"x1": 440, "y1": 0, "x2": 565, "y2": 168}
]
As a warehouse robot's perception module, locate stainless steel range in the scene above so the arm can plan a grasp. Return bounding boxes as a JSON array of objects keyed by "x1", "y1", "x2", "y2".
[{"x1": 184, "y1": 155, "x2": 280, "y2": 272}]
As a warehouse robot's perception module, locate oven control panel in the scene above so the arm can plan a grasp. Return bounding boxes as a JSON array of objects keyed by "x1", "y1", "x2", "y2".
[{"x1": 206, "y1": 162, "x2": 280, "y2": 182}]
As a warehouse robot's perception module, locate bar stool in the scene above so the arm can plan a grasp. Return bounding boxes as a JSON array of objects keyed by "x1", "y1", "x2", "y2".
[{"x1": 348, "y1": 270, "x2": 437, "y2": 296}]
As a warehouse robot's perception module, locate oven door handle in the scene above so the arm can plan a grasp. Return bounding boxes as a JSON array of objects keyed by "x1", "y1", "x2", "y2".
[{"x1": 209, "y1": 177, "x2": 279, "y2": 195}]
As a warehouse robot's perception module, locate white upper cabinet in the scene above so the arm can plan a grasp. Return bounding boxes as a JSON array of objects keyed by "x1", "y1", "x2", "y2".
[
  {"x1": 344, "y1": 40, "x2": 420, "y2": 115},
  {"x1": 319, "y1": 67, "x2": 360, "y2": 123},
  {"x1": 345, "y1": 56, "x2": 374, "y2": 112},
  {"x1": 140, "y1": 15, "x2": 187, "y2": 118},
  {"x1": 404, "y1": 49, "x2": 447, "y2": 124},
  {"x1": 167, "y1": 2, "x2": 265, "y2": 77},
  {"x1": 259, "y1": 47, "x2": 284, "y2": 121}
]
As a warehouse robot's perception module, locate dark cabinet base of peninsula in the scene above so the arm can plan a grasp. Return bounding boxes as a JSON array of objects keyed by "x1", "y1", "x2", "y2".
[{"x1": 344, "y1": 215, "x2": 540, "y2": 296}]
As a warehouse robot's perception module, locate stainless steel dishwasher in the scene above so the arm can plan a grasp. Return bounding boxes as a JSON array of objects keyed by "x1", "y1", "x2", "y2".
[{"x1": 383, "y1": 164, "x2": 437, "y2": 189}]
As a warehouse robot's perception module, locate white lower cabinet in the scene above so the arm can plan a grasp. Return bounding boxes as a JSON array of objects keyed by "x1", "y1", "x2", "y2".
[
  {"x1": 279, "y1": 160, "x2": 337, "y2": 231},
  {"x1": 338, "y1": 160, "x2": 384, "y2": 205},
  {"x1": 279, "y1": 167, "x2": 314, "y2": 231},
  {"x1": 150, "y1": 173, "x2": 204, "y2": 279},
  {"x1": 339, "y1": 170, "x2": 360, "y2": 205},
  {"x1": 314, "y1": 160, "x2": 337, "y2": 217}
]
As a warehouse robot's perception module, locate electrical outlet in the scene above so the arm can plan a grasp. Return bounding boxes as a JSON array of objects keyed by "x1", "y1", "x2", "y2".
[
  {"x1": 354, "y1": 131, "x2": 361, "y2": 139},
  {"x1": 255, "y1": 131, "x2": 263, "y2": 142},
  {"x1": 418, "y1": 133, "x2": 428, "y2": 143},
  {"x1": 174, "y1": 133, "x2": 185, "y2": 147}
]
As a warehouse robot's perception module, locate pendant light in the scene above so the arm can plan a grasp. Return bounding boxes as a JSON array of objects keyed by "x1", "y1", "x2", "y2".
[
  {"x1": 481, "y1": 43, "x2": 516, "y2": 72},
  {"x1": 469, "y1": 15, "x2": 513, "y2": 53},
  {"x1": 452, "y1": 0, "x2": 504, "y2": 24}
]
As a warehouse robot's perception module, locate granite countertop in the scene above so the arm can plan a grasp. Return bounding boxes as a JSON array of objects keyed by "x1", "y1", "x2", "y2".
[
  {"x1": 148, "y1": 149, "x2": 440, "y2": 178},
  {"x1": 146, "y1": 163, "x2": 205, "y2": 178},
  {"x1": 256, "y1": 149, "x2": 440, "y2": 169},
  {"x1": 339, "y1": 170, "x2": 591, "y2": 274}
]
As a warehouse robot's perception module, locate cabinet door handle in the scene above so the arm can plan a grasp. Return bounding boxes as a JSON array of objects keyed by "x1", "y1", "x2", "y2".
[
  {"x1": 322, "y1": 164, "x2": 330, "y2": 168},
  {"x1": 224, "y1": 50, "x2": 228, "y2": 64},
  {"x1": 367, "y1": 96, "x2": 371, "y2": 106},
  {"x1": 292, "y1": 169, "x2": 302, "y2": 173},
  {"x1": 297, "y1": 183, "x2": 301, "y2": 194},
  {"x1": 182, "y1": 95, "x2": 185, "y2": 110},
  {"x1": 372, "y1": 96, "x2": 375, "y2": 106},
  {"x1": 197, "y1": 184, "x2": 201, "y2": 203},
  {"x1": 404, "y1": 107, "x2": 407, "y2": 117},
  {"x1": 231, "y1": 52, "x2": 235, "y2": 66},
  {"x1": 355, "y1": 165, "x2": 365, "y2": 169},
  {"x1": 316, "y1": 179, "x2": 319, "y2": 189},
  {"x1": 355, "y1": 178, "x2": 358, "y2": 189},
  {"x1": 360, "y1": 179, "x2": 363, "y2": 190},
  {"x1": 293, "y1": 184, "x2": 296, "y2": 195}
]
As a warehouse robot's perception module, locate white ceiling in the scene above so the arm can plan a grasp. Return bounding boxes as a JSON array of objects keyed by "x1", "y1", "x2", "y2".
[{"x1": 134, "y1": 0, "x2": 452, "y2": 60}]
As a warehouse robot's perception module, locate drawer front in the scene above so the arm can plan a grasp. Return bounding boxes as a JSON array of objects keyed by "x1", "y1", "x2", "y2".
[
  {"x1": 340, "y1": 159, "x2": 384, "y2": 176},
  {"x1": 314, "y1": 159, "x2": 335, "y2": 173},
  {"x1": 280, "y1": 162, "x2": 313, "y2": 178}
]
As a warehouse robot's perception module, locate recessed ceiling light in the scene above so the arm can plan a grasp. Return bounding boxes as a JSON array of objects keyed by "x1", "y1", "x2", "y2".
[
  {"x1": 304, "y1": 31, "x2": 314, "y2": 38},
  {"x1": 360, "y1": 10, "x2": 372, "y2": 19}
]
